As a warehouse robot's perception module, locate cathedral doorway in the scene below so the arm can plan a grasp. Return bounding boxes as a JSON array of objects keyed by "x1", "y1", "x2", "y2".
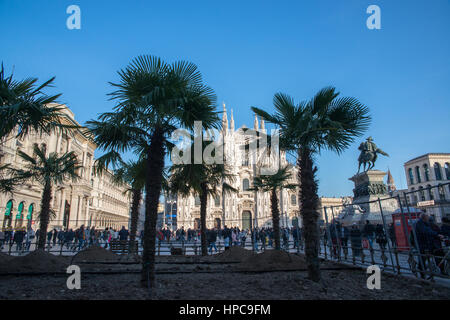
[
  {"x1": 242, "y1": 211, "x2": 252, "y2": 230},
  {"x1": 214, "y1": 218, "x2": 221, "y2": 229},
  {"x1": 194, "y1": 218, "x2": 200, "y2": 230}
]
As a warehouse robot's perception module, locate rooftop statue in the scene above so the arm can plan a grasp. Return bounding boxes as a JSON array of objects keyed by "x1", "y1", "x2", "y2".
[{"x1": 357, "y1": 136, "x2": 388, "y2": 173}]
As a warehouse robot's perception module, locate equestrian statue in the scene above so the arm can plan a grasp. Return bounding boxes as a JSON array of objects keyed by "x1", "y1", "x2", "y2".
[{"x1": 357, "y1": 137, "x2": 389, "y2": 173}]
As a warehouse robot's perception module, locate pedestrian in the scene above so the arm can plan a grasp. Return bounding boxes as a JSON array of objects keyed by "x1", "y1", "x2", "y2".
[
  {"x1": 388, "y1": 222, "x2": 396, "y2": 248},
  {"x1": 362, "y1": 220, "x2": 375, "y2": 249},
  {"x1": 340, "y1": 224, "x2": 349, "y2": 255},
  {"x1": 350, "y1": 223, "x2": 362, "y2": 257},
  {"x1": 375, "y1": 224, "x2": 387, "y2": 250},
  {"x1": 208, "y1": 228, "x2": 218, "y2": 254},
  {"x1": 414, "y1": 213, "x2": 444, "y2": 279},
  {"x1": 25, "y1": 228, "x2": 35, "y2": 251},
  {"x1": 14, "y1": 227, "x2": 26, "y2": 252},
  {"x1": 46, "y1": 230, "x2": 53, "y2": 249}
]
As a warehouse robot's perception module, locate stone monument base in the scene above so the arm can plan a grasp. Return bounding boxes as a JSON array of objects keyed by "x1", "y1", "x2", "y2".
[{"x1": 341, "y1": 170, "x2": 399, "y2": 225}]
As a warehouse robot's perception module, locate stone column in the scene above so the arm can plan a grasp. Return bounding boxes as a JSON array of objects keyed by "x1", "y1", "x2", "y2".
[
  {"x1": 85, "y1": 197, "x2": 90, "y2": 227},
  {"x1": 58, "y1": 188, "x2": 65, "y2": 227}
]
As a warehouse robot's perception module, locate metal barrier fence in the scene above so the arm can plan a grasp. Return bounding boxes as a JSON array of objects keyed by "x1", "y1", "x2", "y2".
[
  {"x1": 1, "y1": 185, "x2": 449, "y2": 282},
  {"x1": 322, "y1": 185, "x2": 450, "y2": 281}
]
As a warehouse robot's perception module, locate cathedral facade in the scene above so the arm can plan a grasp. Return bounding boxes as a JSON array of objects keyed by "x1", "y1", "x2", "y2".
[{"x1": 175, "y1": 104, "x2": 300, "y2": 230}]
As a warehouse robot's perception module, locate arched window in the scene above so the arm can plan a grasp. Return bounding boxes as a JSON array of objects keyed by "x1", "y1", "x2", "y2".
[
  {"x1": 423, "y1": 164, "x2": 430, "y2": 181},
  {"x1": 15, "y1": 202, "x2": 24, "y2": 227},
  {"x1": 3, "y1": 200, "x2": 13, "y2": 228},
  {"x1": 434, "y1": 163, "x2": 443, "y2": 180},
  {"x1": 242, "y1": 178, "x2": 250, "y2": 191},
  {"x1": 408, "y1": 168, "x2": 414, "y2": 185},
  {"x1": 214, "y1": 195, "x2": 220, "y2": 207},
  {"x1": 415, "y1": 166, "x2": 421, "y2": 183},
  {"x1": 291, "y1": 194, "x2": 297, "y2": 206},
  {"x1": 419, "y1": 186, "x2": 425, "y2": 201},
  {"x1": 194, "y1": 196, "x2": 200, "y2": 206},
  {"x1": 445, "y1": 163, "x2": 450, "y2": 180},
  {"x1": 427, "y1": 185, "x2": 434, "y2": 200},
  {"x1": 27, "y1": 203, "x2": 34, "y2": 221}
]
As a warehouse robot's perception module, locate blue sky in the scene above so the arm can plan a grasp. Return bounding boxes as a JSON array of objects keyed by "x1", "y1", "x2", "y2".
[{"x1": 1, "y1": 0, "x2": 449, "y2": 197}]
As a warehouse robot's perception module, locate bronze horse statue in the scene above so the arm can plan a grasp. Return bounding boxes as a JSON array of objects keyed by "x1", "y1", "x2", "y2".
[{"x1": 357, "y1": 137, "x2": 389, "y2": 173}]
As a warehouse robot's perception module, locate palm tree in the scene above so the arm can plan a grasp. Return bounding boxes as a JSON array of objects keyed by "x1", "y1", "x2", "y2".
[
  {"x1": 87, "y1": 55, "x2": 220, "y2": 287},
  {"x1": 249, "y1": 166, "x2": 297, "y2": 250},
  {"x1": 94, "y1": 151, "x2": 146, "y2": 252},
  {"x1": 0, "y1": 64, "x2": 75, "y2": 192},
  {"x1": 169, "y1": 140, "x2": 236, "y2": 256},
  {"x1": 0, "y1": 63, "x2": 69, "y2": 140},
  {"x1": 0, "y1": 164, "x2": 20, "y2": 193},
  {"x1": 252, "y1": 87, "x2": 371, "y2": 281},
  {"x1": 13, "y1": 143, "x2": 81, "y2": 249}
]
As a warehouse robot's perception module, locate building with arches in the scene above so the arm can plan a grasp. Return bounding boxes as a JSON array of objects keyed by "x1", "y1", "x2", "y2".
[
  {"x1": 403, "y1": 153, "x2": 450, "y2": 221},
  {"x1": 0, "y1": 104, "x2": 131, "y2": 231},
  {"x1": 174, "y1": 103, "x2": 300, "y2": 230}
]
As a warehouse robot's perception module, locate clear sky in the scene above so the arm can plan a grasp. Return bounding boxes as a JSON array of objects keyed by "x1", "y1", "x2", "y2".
[{"x1": 1, "y1": 0, "x2": 449, "y2": 197}]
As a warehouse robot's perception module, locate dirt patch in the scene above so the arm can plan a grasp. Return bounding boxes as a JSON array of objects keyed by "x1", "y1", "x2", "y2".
[
  {"x1": 213, "y1": 246, "x2": 256, "y2": 262},
  {"x1": 237, "y1": 250, "x2": 307, "y2": 271},
  {"x1": 119, "y1": 253, "x2": 141, "y2": 263},
  {"x1": 0, "y1": 250, "x2": 67, "y2": 273},
  {"x1": 1, "y1": 269, "x2": 449, "y2": 300},
  {"x1": 71, "y1": 245, "x2": 120, "y2": 263},
  {"x1": 0, "y1": 252, "x2": 14, "y2": 263}
]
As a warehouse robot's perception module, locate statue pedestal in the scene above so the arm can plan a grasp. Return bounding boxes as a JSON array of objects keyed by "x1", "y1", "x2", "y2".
[{"x1": 342, "y1": 170, "x2": 398, "y2": 224}]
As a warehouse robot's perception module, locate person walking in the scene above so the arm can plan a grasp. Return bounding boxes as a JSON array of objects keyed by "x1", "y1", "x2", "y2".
[
  {"x1": 118, "y1": 226, "x2": 129, "y2": 253},
  {"x1": 77, "y1": 225, "x2": 86, "y2": 251},
  {"x1": 375, "y1": 224, "x2": 387, "y2": 250},
  {"x1": 388, "y1": 222, "x2": 397, "y2": 248},
  {"x1": 14, "y1": 227, "x2": 26, "y2": 253},
  {"x1": 414, "y1": 213, "x2": 444, "y2": 279},
  {"x1": 350, "y1": 223, "x2": 362, "y2": 257},
  {"x1": 362, "y1": 220, "x2": 375, "y2": 249},
  {"x1": 208, "y1": 228, "x2": 218, "y2": 254},
  {"x1": 25, "y1": 228, "x2": 35, "y2": 251}
]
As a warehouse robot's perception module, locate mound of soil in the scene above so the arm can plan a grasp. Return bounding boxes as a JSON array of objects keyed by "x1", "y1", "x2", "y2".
[
  {"x1": 119, "y1": 253, "x2": 141, "y2": 262},
  {"x1": 72, "y1": 245, "x2": 120, "y2": 263},
  {"x1": 213, "y1": 246, "x2": 256, "y2": 262},
  {"x1": 237, "y1": 249, "x2": 308, "y2": 271},
  {"x1": 0, "y1": 252, "x2": 14, "y2": 263},
  {"x1": 0, "y1": 250, "x2": 67, "y2": 273}
]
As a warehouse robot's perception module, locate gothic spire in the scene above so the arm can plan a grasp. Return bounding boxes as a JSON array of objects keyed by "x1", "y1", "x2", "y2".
[
  {"x1": 253, "y1": 113, "x2": 259, "y2": 130},
  {"x1": 230, "y1": 108, "x2": 235, "y2": 131},
  {"x1": 386, "y1": 169, "x2": 396, "y2": 192},
  {"x1": 222, "y1": 102, "x2": 228, "y2": 132},
  {"x1": 260, "y1": 116, "x2": 265, "y2": 131}
]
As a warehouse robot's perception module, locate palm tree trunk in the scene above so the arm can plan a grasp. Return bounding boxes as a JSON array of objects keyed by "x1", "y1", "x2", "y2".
[
  {"x1": 37, "y1": 182, "x2": 52, "y2": 249},
  {"x1": 298, "y1": 147, "x2": 321, "y2": 282},
  {"x1": 129, "y1": 188, "x2": 142, "y2": 253},
  {"x1": 141, "y1": 128, "x2": 165, "y2": 288},
  {"x1": 200, "y1": 181, "x2": 208, "y2": 256},
  {"x1": 270, "y1": 188, "x2": 281, "y2": 250}
]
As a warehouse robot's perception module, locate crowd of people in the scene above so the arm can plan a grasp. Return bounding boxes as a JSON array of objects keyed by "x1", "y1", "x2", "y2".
[
  {"x1": 0, "y1": 225, "x2": 131, "y2": 252},
  {"x1": 323, "y1": 214, "x2": 450, "y2": 277},
  {"x1": 2, "y1": 215, "x2": 449, "y2": 278},
  {"x1": 155, "y1": 225, "x2": 305, "y2": 254}
]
